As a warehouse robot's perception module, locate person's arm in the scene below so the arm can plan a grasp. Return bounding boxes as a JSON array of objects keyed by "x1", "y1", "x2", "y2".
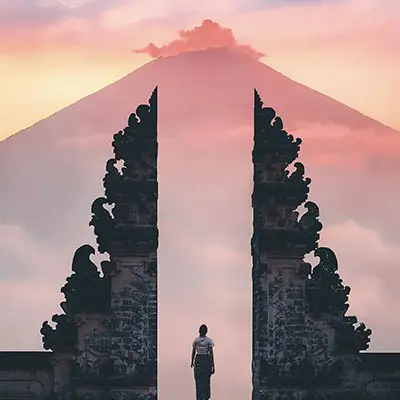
[
  {"x1": 190, "y1": 342, "x2": 196, "y2": 368},
  {"x1": 209, "y1": 343, "x2": 215, "y2": 373}
]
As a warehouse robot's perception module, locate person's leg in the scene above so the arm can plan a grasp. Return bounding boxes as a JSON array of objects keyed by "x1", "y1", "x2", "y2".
[
  {"x1": 194, "y1": 364, "x2": 201, "y2": 400},
  {"x1": 194, "y1": 356, "x2": 206, "y2": 400},
  {"x1": 199, "y1": 376, "x2": 209, "y2": 400},
  {"x1": 206, "y1": 356, "x2": 213, "y2": 399},
  {"x1": 195, "y1": 369, "x2": 208, "y2": 399},
  {"x1": 205, "y1": 374, "x2": 211, "y2": 400},
  {"x1": 194, "y1": 377, "x2": 202, "y2": 400}
]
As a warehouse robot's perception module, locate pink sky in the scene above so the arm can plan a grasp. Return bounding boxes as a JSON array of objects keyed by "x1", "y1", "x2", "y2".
[{"x1": 0, "y1": 1, "x2": 400, "y2": 400}]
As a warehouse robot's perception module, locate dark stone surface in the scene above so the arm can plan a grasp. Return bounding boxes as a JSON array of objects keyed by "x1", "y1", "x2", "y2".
[
  {"x1": 0, "y1": 351, "x2": 52, "y2": 370},
  {"x1": 359, "y1": 353, "x2": 400, "y2": 373}
]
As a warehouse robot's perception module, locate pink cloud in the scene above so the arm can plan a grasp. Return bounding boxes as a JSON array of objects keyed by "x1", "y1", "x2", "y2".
[
  {"x1": 0, "y1": 224, "x2": 63, "y2": 280},
  {"x1": 319, "y1": 220, "x2": 400, "y2": 351},
  {"x1": 295, "y1": 123, "x2": 400, "y2": 170},
  {"x1": 228, "y1": 0, "x2": 400, "y2": 56},
  {"x1": 132, "y1": 19, "x2": 264, "y2": 59},
  {"x1": 0, "y1": 280, "x2": 56, "y2": 350}
]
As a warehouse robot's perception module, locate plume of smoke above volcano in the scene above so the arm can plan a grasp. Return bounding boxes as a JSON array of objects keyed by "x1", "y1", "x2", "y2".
[{"x1": 132, "y1": 19, "x2": 264, "y2": 59}]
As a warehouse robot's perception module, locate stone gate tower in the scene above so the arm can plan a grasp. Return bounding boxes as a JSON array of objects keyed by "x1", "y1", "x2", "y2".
[
  {"x1": 251, "y1": 90, "x2": 374, "y2": 400},
  {"x1": 40, "y1": 89, "x2": 158, "y2": 400}
]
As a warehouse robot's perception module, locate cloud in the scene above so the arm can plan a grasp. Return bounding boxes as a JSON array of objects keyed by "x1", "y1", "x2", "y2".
[
  {"x1": 318, "y1": 220, "x2": 400, "y2": 351},
  {"x1": 0, "y1": 0, "x2": 124, "y2": 29},
  {"x1": 228, "y1": 0, "x2": 400, "y2": 56},
  {"x1": 56, "y1": 132, "x2": 110, "y2": 149},
  {"x1": 0, "y1": 280, "x2": 59, "y2": 350},
  {"x1": 0, "y1": 224, "x2": 62, "y2": 280},
  {"x1": 294, "y1": 122, "x2": 400, "y2": 170},
  {"x1": 132, "y1": 19, "x2": 264, "y2": 59},
  {"x1": 0, "y1": 223, "x2": 70, "y2": 351}
]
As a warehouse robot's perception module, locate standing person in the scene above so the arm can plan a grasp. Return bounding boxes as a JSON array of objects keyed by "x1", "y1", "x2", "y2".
[{"x1": 190, "y1": 324, "x2": 215, "y2": 400}]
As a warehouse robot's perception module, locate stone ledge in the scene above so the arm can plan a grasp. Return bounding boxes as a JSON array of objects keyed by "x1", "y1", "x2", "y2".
[
  {"x1": 359, "y1": 352, "x2": 400, "y2": 373},
  {"x1": 0, "y1": 351, "x2": 53, "y2": 370}
]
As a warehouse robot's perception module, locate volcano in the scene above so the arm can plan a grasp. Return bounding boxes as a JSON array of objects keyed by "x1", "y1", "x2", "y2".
[{"x1": 1, "y1": 48, "x2": 400, "y2": 400}]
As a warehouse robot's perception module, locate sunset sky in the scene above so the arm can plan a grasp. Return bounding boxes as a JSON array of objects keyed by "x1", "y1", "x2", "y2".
[
  {"x1": 1, "y1": 0, "x2": 399, "y2": 140},
  {"x1": 1, "y1": 1, "x2": 400, "y2": 399}
]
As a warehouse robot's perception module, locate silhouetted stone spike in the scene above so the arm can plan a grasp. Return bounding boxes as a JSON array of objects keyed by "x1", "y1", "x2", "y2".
[
  {"x1": 307, "y1": 247, "x2": 372, "y2": 353},
  {"x1": 261, "y1": 107, "x2": 277, "y2": 132},
  {"x1": 254, "y1": 89, "x2": 263, "y2": 118},
  {"x1": 253, "y1": 94, "x2": 304, "y2": 173},
  {"x1": 40, "y1": 314, "x2": 77, "y2": 352},
  {"x1": 70, "y1": 244, "x2": 97, "y2": 275},
  {"x1": 111, "y1": 88, "x2": 158, "y2": 166},
  {"x1": 334, "y1": 318, "x2": 373, "y2": 353},
  {"x1": 298, "y1": 201, "x2": 323, "y2": 232},
  {"x1": 39, "y1": 241, "x2": 113, "y2": 353},
  {"x1": 89, "y1": 196, "x2": 114, "y2": 253},
  {"x1": 59, "y1": 244, "x2": 110, "y2": 315},
  {"x1": 149, "y1": 86, "x2": 158, "y2": 130},
  {"x1": 103, "y1": 158, "x2": 122, "y2": 202},
  {"x1": 308, "y1": 247, "x2": 349, "y2": 314}
]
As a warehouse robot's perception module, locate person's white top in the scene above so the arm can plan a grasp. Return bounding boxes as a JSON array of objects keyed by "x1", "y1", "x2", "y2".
[{"x1": 193, "y1": 336, "x2": 215, "y2": 355}]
